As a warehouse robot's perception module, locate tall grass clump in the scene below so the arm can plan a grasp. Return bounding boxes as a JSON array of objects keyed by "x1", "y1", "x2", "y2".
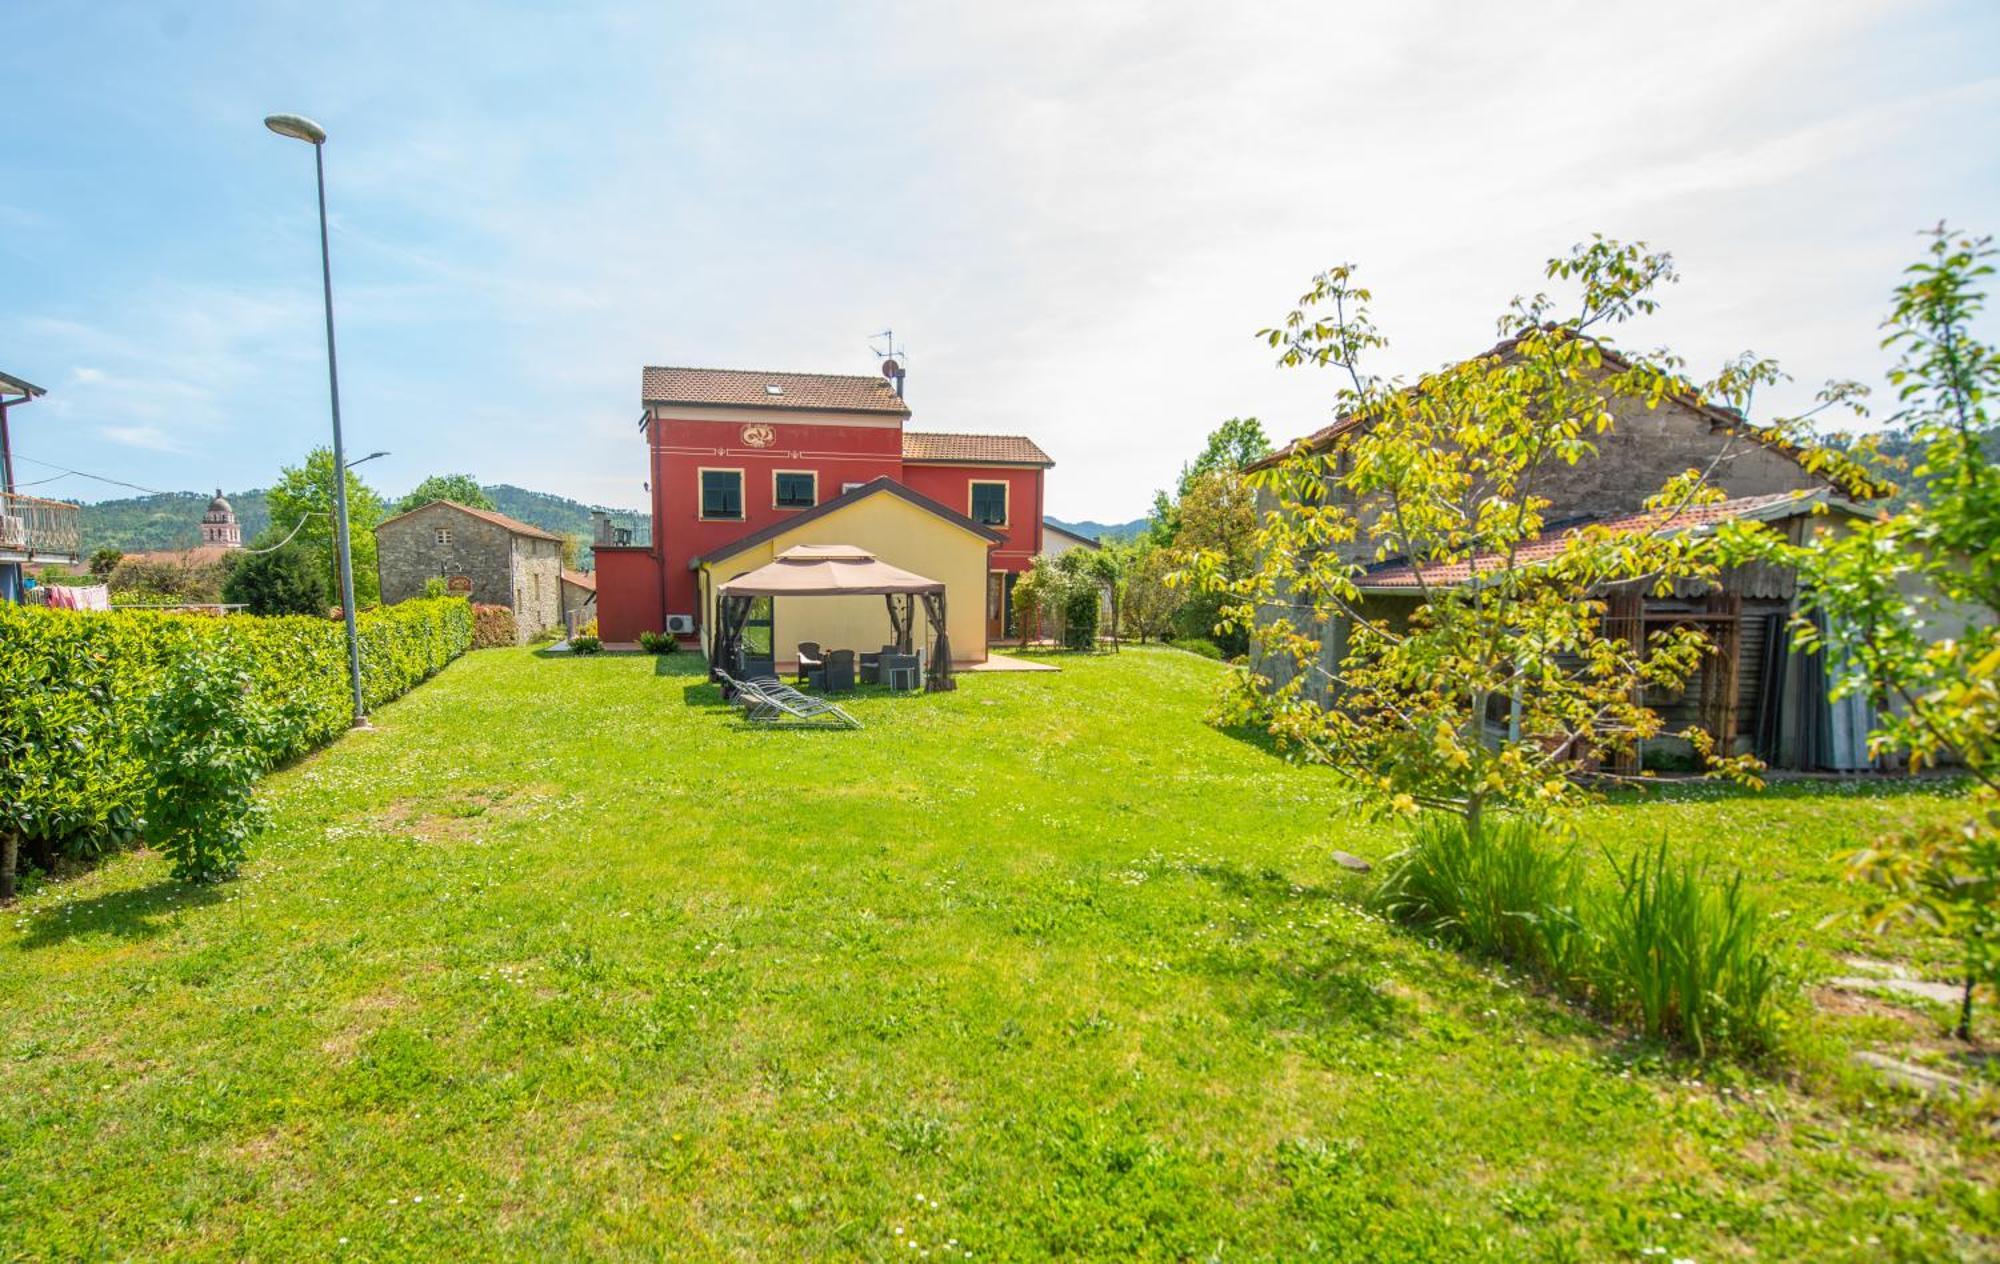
[
  {"x1": 1592, "y1": 842, "x2": 1792, "y2": 1058},
  {"x1": 1370, "y1": 814, "x2": 1795, "y2": 1060},
  {"x1": 1371, "y1": 814, "x2": 1590, "y2": 982}
]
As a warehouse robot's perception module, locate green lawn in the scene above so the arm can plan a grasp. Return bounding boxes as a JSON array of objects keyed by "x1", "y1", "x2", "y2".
[{"x1": 2, "y1": 646, "x2": 1992, "y2": 1260}]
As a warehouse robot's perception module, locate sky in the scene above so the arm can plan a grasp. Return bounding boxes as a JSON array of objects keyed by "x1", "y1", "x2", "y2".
[{"x1": 4, "y1": 1, "x2": 1997, "y2": 522}]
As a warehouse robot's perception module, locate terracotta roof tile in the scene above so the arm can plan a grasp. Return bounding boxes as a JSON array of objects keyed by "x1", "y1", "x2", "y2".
[
  {"x1": 901, "y1": 431, "x2": 1053, "y2": 466},
  {"x1": 560, "y1": 568, "x2": 596, "y2": 591},
  {"x1": 374, "y1": 499, "x2": 565, "y2": 543},
  {"x1": 1356, "y1": 491, "x2": 1848, "y2": 590},
  {"x1": 1248, "y1": 329, "x2": 1866, "y2": 492},
  {"x1": 642, "y1": 366, "x2": 910, "y2": 415}
]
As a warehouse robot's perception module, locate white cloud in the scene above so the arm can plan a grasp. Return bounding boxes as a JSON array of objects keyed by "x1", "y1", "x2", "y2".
[{"x1": 101, "y1": 424, "x2": 185, "y2": 453}]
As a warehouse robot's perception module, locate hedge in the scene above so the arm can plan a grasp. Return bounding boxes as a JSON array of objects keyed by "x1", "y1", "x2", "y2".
[{"x1": 0, "y1": 597, "x2": 472, "y2": 881}]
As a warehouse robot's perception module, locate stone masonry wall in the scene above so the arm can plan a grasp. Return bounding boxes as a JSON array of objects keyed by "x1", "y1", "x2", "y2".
[{"x1": 512, "y1": 536, "x2": 563, "y2": 642}]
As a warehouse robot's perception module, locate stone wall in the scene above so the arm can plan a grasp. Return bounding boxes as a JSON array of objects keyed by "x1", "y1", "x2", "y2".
[{"x1": 512, "y1": 536, "x2": 563, "y2": 641}]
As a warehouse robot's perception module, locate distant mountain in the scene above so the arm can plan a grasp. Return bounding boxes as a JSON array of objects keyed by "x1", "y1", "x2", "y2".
[
  {"x1": 1045, "y1": 516, "x2": 1152, "y2": 544},
  {"x1": 76, "y1": 483, "x2": 647, "y2": 564}
]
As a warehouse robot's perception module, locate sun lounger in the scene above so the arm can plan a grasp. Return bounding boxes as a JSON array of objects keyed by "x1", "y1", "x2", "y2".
[{"x1": 715, "y1": 671, "x2": 861, "y2": 729}]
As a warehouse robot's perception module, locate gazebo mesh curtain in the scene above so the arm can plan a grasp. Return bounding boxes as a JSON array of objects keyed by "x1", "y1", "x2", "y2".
[
  {"x1": 921, "y1": 592, "x2": 952, "y2": 692},
  {"x1": 713, "y1": 594, "x2": 756, "y2": 691}
]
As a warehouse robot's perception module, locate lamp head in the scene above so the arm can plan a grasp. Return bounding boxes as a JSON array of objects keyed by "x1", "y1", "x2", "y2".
[{"x1": 263, "y1": 113, "x2": 327, "y2": 145}]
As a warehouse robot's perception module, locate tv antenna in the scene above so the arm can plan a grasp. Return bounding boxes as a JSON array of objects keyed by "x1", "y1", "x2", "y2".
[{"x1": 871, "y1": 329, "x2": 908, "y2": 399}]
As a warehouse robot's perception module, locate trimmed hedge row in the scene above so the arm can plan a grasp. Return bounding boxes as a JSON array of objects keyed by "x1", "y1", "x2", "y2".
[{"x1": 0, "y1": 598, "x2": 472, "y2": 876}]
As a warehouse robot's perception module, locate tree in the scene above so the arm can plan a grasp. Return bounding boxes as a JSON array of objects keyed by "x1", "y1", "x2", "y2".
[
  {"x1": 1121, "y1": 543, "x2": 1185, "y2": 643},
  {"x1": 1170, "y1": 468, "x2": 1261, "y2": 655},
  {"x1": 88, "y1": 547, "x2": 123, "y2": 578},
  {"x1": 107, "y1": 554, "x2": 225, "y2": 605},
  {"x1": 1085, "y1": 544, "x2": 1127, "y2": 651},
  {"x1": 1011, "y1": 558, "x2": 1056, "y2": 647},
  {"x1": 1197, "y1": 236, "x2": 1778, "y2": 841},
  {"x1": 1745, "y1": 225, "x2": 2000, "y2": 1038},
  {"x1": 394, "y1": 473, "x2": 493, "y2": 515},
  {"x1": 1176, "y1": 416, "x2": 1272, "y2": 498},
  {"x1": 1054, "y1": 549, "x2": 1100, "y2": 651},
  {"x1": 561, "y1": 533, "x2": 587, "y2": 572},
  {"x1": 222, "y1": 545, "x2": 330, "y2": 616},
  {"x1": 265, "y1": 447, "x2": 386, "y2": 607}
]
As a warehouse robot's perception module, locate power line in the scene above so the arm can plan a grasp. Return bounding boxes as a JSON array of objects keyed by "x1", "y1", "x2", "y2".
[{"x1": 11, "y1": 453, "x2": 178, "y2": 497}]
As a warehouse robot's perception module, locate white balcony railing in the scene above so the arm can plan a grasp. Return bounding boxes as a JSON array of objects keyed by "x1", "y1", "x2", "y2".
[{"x1": 0, "y1": 490, "x2": 83, "y2": 563}]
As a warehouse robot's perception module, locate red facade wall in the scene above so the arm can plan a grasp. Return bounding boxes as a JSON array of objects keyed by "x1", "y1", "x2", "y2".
[
  {"x1": 593, "y1": 547, "x2": 662, "y2": 643},
  {"x1": 899, "y1": 464, "x2": 1043, "y2": 572},
  {"x1": 649, "y1": 414, "x2": 905, "y2": 621},
  {"x1": 591, "y1": 408, "x2": 1048, "y2": 640}
]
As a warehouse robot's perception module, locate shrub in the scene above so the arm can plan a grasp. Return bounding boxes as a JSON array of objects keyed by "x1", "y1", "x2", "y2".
[
  {"x1": 0, "y1": 598, "x2": 471, "y2": 897},
  {"x1": 135, "y1": 631, "x2": 271, "y2": 882},
  {"x1": 1061, "y1": 583, "x2": 1100, "y2": 651},
  {"x1": 638, "y1": 629, "x2": 678, "y2": 654},
  {"x1": 472, "y1": 603, "x2": 517, "y2": 648},
  {"x1": 1372, "y1": 815, "x2": 1589, "y2": 982},
  {"x1": 1593, "y1": 843, "x2": 1791, "y2": 1058},
  {"x1": 1369, "y1": 816, "x2": 1794, "y2": 1059},
  {"x1": 221, "y1": 545, "x2": 328, "y2": 616},
  {"x1": 1168, "y1": 637, "x2": 1223, "y2": 660},
  {"x1": 570, "y1": 635, "x2": 603, "y2": 655}
]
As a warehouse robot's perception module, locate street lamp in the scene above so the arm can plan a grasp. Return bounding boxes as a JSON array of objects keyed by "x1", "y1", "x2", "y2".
[
  {"x1": 347, "y1": 450, "x2": 390, "y2": 469},
  {"x1": 265, "y1": 111, "x2": 367, "y2": 728}
]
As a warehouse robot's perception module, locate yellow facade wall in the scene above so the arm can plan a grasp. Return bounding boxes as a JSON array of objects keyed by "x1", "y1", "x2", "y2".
[{"x1": 698, "y1": 493, "x2": 992, "y2": 665}]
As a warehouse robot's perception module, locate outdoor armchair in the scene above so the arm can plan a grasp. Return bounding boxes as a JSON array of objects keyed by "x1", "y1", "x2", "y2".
[
  {"x1": 821, "y1": 649, "x2": 857, "y2": 693},
  {"x1": 796, "y1": 642, "x2": 823, "y2": 683}
]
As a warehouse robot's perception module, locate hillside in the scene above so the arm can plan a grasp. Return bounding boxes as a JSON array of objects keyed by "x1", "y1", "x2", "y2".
[
  {"x1": 78, "y1": 484, "x2": 647, "y2": 558},
  {"x1": 1046, "y1": 515, "x2": 1152, "y2": 544},
  {"x1": 482, "y1": 485, "x2": 647, "y2": 542}
]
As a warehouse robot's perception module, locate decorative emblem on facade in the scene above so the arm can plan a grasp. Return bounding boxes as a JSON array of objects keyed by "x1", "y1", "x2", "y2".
[
  {"x1": 446, "y1": 575, "x2": 473, "y2": 594},
  {"x1": 740, "y1": 423, "x2": 776, "y2": 448}
]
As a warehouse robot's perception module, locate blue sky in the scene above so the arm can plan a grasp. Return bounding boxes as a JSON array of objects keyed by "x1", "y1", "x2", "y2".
[{"x1": 5, "y1": 1, "x2": 1997, "y2": 520}]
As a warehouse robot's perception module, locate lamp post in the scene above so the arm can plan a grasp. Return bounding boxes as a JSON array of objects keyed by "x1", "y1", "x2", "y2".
[{"x1": 265, "y1": 112, "x2": 367, "y2": 728}]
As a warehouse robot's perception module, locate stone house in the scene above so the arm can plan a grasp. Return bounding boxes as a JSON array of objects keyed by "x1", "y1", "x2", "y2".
[
  {"x1": 374, "y1": 500, "x2": 564, "y2": 642},
  {"x1": 1249, "y1": 335, "x2": 1889, "y2": 772},
  {"x1": 559, "y1": 568, "x2": 596, "y2": 632}
]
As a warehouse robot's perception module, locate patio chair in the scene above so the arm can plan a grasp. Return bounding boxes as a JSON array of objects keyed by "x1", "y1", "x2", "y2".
[
  {"x1": 796, "y1": 642, "x2": 823, "y2": 684},
  {"x1": 820, "y1": 649, "x2": 856, "y2": 694},
  {"x1": 881, "y1": 651, "x2": 920, "y2": 692},
  {"x1": 859, "y1": 650, "x2": 882, "y2": 685}
]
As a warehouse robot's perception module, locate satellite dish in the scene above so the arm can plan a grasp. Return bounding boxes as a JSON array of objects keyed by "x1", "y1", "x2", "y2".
[{"x1": 881, "y1": 358, "x2": 901, "y2": 378}]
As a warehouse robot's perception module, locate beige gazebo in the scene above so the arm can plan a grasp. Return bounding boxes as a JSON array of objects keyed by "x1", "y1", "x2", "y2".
[{"x1": 712, "y1": 545, "x2": 954, "y2": 691}]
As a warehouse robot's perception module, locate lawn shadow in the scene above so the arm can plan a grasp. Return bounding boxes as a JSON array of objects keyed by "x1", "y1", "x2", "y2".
[
  {"x1": 13, "y1": 878, "x2": 225, "y2": 950},
  {"x1": 1597, "y1": 772, "x2": 1973, "y2": 808}
]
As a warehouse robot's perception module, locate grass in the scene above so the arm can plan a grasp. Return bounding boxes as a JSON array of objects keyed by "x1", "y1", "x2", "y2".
[{"x1": 1, "y1": 646, "x2": 1993, "y2": 1259}]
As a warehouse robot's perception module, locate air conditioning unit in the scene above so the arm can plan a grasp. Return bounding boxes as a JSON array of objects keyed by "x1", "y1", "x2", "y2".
[{"x1": 665, "y1": 614, "x2": 696, "y2": 635}]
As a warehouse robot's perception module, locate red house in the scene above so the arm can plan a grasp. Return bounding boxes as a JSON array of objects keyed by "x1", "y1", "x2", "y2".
[{"x1": 594, "y1": 365, "x2": 1053, "y2": 653}]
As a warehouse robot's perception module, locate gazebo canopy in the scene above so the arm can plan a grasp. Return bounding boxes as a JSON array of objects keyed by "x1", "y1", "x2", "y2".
[
  {"x1": 717, "y1": 545, "x2": 945, "y2": 598},
  {"x1": 711, "y1": 545, "x2": 956, "y2": 692}
]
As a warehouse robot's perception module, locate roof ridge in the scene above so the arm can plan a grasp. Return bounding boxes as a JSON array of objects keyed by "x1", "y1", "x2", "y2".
[{"x1": 642, "y1": 365, "x2": 892, "y2": 381}]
